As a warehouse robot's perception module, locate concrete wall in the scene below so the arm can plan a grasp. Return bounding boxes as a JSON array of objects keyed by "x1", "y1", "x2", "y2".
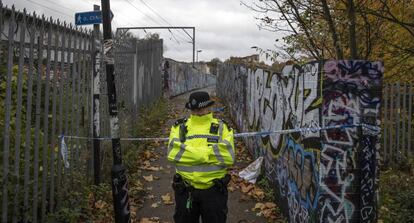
[
  {"x1": 217, "y1": 60, "x2": 382, "y2": 222},
  {"x1": 166, "y1": 58, "x2": 216, "y2": 97}
]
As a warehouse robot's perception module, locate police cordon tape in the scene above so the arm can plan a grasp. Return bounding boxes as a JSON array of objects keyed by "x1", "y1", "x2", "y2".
[
  {"x1": 58, "y1": 123, "x2": 380, "y2": 168},
  {"x1": 59, "y1": 123, "x2": 380, "y2": 142}
]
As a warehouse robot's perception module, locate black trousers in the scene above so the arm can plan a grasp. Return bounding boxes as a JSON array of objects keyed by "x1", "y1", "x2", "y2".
[{"x1": 173, "y1": 186, "x2": 228, "y2": 223}]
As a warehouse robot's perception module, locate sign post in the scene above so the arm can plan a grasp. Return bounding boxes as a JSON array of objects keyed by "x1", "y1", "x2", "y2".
[
  {"x1": 92, "y1": 4, "x2": 101, "y2": 186},
  {"x1": 100, "y1": 0, "x2": 131, "y2": 222}
]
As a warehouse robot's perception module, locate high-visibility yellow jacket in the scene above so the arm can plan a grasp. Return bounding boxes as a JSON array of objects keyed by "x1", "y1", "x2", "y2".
[{"x1": 167, "y1": 113, "x2": 235, "y2": 189}]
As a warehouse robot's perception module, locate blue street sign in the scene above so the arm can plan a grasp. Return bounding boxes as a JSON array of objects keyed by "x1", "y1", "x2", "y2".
[{"x1": 75, "y1": 10, "x2": 114, "y2": 26}]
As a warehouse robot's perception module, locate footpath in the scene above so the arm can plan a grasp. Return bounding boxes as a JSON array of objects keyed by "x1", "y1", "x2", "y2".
[{"x1": 133, "y1": 86, "x2": 285, "y2": 223}]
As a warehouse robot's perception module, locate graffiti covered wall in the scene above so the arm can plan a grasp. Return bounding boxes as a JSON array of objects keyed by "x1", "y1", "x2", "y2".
[
  {"x1": 166, "y1": 58, "x2": 216, "y2": 97},
  {"x1": 217, "y1": 60, "x2": 382, "y2": 222},
  {"x1": 320, "y1": 61, "x2": 382, "y2": 222}
]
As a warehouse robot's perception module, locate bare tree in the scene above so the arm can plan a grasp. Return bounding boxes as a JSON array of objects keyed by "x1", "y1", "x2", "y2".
[
  {"x1": 320, "y1": 0, "x2": 344, "y2": 59},
  {"x1": 346, "y1": 0, "x2": 358, "y2": 58}
]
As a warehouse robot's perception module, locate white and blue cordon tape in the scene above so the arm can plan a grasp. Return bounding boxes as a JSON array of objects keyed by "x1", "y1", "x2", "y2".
[
  {"x1": 59, "y1": 123, "x2": 380, "y2": 142},
  {"x1": 58, "y1": 123, "x2": 380, "y2": 168}
]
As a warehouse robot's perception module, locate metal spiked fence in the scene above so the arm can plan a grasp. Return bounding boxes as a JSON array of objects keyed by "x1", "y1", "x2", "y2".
[
  {"x1": 0, "y1": 2, "x2": 168, "y2": 221},
  {"x1": 0, "y1": 4, "x2": 94, "y2": 222},
  {"x1": 381, "y1": 82, "x2": 414, "y2": 165}
]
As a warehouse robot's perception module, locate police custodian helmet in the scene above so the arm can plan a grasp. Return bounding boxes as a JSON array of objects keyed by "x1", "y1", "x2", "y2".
[{"x1": 185, "y1": 91, "x2": 215, "y2": 110}]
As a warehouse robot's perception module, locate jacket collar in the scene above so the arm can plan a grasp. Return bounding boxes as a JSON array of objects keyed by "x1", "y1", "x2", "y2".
[{"x1": 189, "y1": 113, "x2": 213, "y2": 124}]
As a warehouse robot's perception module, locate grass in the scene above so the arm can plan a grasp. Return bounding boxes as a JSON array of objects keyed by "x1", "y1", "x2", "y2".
[{"x1": 379, "y1": 158, "x2": 414, "y2": 223}]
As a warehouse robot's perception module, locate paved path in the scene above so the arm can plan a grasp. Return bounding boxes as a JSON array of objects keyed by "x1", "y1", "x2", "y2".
[{"x1": 135, "y1": 86, "x2": 268, "y2": 223}]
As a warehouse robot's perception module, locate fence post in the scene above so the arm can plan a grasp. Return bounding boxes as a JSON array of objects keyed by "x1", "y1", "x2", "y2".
[
  {"x1": 23, "y1": 13, "x2": 36, "y2": 223},
  {"x1": 396, "y1": 82, "x2": 401, "y2": 160},
  {"x1": 92, "y1": 4, "x2": 102, "y2": 185},
  {"x1": 382, "y1": 84, "x2": 388, "y2": 161},
  {"x1": 402, "y1": 83, "x2": 407, "y2": 156},
  {"x1": 49, "y1": 19, "x2": 62, "y2": 214},
  {"x1": 101, "y1": 0, "x2": 131, "y2": 222},
  {"x1": 0, "y1": 1, "x2": 3, "y2": 63},
  {"x1": 32, "y1": 15, "x2": 46, "y2": 223},
  {"x1": 409, "y1": 83, "x2": 413, "y2": 156},
  {"x1": 40, "y1": 18, "x2": 53, "y2": 221},
  {"x1": 389, "y1": 84, "x2": 394, "y2": 161},
  {"x1": 12, "y1": 9, "x2": 27, "y2": 223},
  {"x1": 2, "y1": 6, "x2": 16, "y2": 223}
]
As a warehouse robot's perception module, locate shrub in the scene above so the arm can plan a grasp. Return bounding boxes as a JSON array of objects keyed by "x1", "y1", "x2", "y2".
[{"x1": 379, "y1": 158, "x2": 414, "y2": 222}]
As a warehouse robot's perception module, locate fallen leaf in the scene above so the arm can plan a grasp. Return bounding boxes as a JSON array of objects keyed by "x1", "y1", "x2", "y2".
[
  {"x1": 252, "y1": 201, "x2": 278, "y2": 221},
  {"x1": 130, "y1": 205, "x2": 138, "y2": 213},
  {"x1": 251, "y1": 188, "x2": 265, "y2": 200},
  {"x1": 150, "y1": 217, "x2": 160, "y2": 222},
  {"x1": 143, "y1": 175, "x2": 154, "y2": 182},
  {"x1": 161, "y1": 193, "x2": 174, "y2": 205},
  {"x1": 140, "y1": 218, "x2": 152, "y2": 223},
  {"x1": 140, "y1": 166, "x2": 160, "y2": 171},
  {"x1": 151, "y1": 202, "x2": 160, "y2": 208},
  {"x1": 264, "y1": 202, "x2": 276, "y2": 209},
  {"x1": 261, "y1": 208, "x2": 273, "y2": 218},
  {"x1": 95, "y1": 200, "x2": 107, "y2": 209},
  {"x1": 143, "y1": 150, "x2": 152, "y2": 159},
  {"x1": 252, "y1": 202, "x2": 265, "y2": 211},
  {"x1": 140, "y1": 217, "x2": 160, "y2": 223},
  {"x1": 241, "y1": 183, "x2": 254, "y2": 194}
]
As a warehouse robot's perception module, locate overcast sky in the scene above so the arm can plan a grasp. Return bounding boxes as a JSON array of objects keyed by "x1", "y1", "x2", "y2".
[{"x1": 4, "y1": 0, "x2": 284, "y2": 63}]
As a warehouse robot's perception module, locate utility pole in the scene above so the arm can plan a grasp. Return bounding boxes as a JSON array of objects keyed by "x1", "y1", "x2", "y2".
[
  {"x1": 100, "y1": 0, "x2": 131, "y2": 222},
  {"x1": 92, "y1": 4, "x2": 101, "y2": 185},
  {"x1": 192, "y1": 28, "x2": 195, "y2": 66}
]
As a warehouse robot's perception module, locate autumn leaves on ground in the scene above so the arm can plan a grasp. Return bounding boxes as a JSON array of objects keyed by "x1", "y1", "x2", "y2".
[{"x1": 82, "y1": 89, "x2": 286, "y2": 223}]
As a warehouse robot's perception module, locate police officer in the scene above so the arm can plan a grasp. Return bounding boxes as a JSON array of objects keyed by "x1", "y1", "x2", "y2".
[{"x1": 167, "y1": 91, "x2": 235, "y2": 223}]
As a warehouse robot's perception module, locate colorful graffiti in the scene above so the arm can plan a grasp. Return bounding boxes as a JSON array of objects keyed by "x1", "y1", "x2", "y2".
[
  {"x1": 217, "y1": 60, "x2": 382, "y2": 222},
  {"x1": 320, "y1": 60, "x2": 382, "y2": 223}
]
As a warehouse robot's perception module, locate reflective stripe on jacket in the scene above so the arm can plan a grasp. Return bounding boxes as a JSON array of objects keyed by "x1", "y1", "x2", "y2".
[{"x1": 167, "y1": 113, "x2": 235, "y2": 189}]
